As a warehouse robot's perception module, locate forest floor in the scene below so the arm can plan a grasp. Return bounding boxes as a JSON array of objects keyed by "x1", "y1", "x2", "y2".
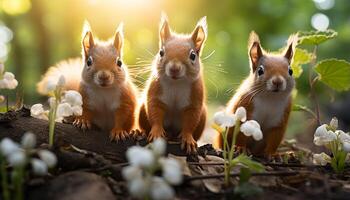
[{"x1": 0, "y1": 107, "x2": 349, "y2": 200}]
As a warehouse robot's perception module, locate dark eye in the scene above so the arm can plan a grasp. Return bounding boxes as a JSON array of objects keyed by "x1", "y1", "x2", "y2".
[
  {"x1": 87, "y1": 56, "x2": 93, "y2": 66},
  {"x1": 117, "y1": 59, "x2": 122, "y2": 67},
  {"x1": 159, "y1": 49, "x2": 165, "y2": 57},
  {"x1": 189, "y1": 50, "x2": 196, "y2": 61},
  {"x1": 288, "y1": 66, "x2": 293, "y2": 76},
  {"x1": 257, "y1": 65, "x2": 264, "y2": 76}
]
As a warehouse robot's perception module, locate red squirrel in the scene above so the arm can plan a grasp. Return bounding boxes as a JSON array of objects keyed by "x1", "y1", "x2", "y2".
[
  {"x1": 138, "y1": 15, "x2": 208, "y2": 153},
  {"x1": 37, "y1": 21, "x2": 138, "y2": 141},
  {"x1": 219, "y1": 31, "x2": 297, "y2": 156}
]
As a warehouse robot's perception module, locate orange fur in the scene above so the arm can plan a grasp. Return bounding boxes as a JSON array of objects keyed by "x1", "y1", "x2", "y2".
[
  {"x1": 218, "y1": 32, "x2": 297, "y2": 156},
  {"x1": 139, "y1": 15, "x2": 208, "y2": 153}
]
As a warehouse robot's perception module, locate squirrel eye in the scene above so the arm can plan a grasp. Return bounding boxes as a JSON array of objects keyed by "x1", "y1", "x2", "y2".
[
  {"x1": 87, "y1": 56, "x2": 93, "y2": 67},
  {"x1": 117, "y1": 59, "x2": 122, "y2": 67},
  {"x1": 288, "y1": 66, "x2": 293, "y2": 76},
  {"x1": 159, "y1": 49, "x2": 165, "y2": 57},
  {"x1": 189, "y1": 50, "x2": 196, "y2": 61},
  {"x1": 257, "y1": 65, "x2": 264, "y2": 76}
]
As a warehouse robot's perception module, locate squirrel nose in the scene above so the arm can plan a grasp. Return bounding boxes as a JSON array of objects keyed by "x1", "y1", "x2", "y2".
[
  {"x1": 272, "y1": 78, "x2": 282, "y2": 88},
  {"x1": 170, "y1": 67, "x2": 180, "y2": 75},
  {"x1": 98, "y1": 71, "x2": 111, "y2": 81}
]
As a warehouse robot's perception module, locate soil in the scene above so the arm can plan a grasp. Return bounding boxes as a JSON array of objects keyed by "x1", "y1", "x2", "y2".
[{"x1": 0, "y1": 107, "x2": 349, "y2": 200}]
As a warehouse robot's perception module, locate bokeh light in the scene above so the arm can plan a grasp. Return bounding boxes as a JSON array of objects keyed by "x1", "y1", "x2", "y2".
[
  {"x1": 1, "y1": 0, "x2": 31, "y2": 16},
  {"x1": 311, "y1": 13, "x2": 330, "y2": 31},
  {"x1": 313, "y1": 0, "x2": 335, "y2": 10}
]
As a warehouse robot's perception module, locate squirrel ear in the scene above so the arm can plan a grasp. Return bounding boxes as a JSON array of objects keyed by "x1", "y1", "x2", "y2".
[
  {"x1": 248, "y1": 31, "x2": 263, "y2": 72},
  {"x1": 191, "y1": 16, "x2": 207, "y2": 54},
  {"x1": 284, "y1": 34, "x2": 298, "y2": 64},
  {"x1": 82, "y1": 21, "x2": 94, "y2": 57},
  {"x1": 114, "y1": 22, "x2": 124, "y2": 57},
  {"x1": 159, "y1": 12, "x2": 171, "y2": 46}
]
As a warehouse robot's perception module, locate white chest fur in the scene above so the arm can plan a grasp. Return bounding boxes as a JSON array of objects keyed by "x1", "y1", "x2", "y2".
[
  {"x1": 84, "y1": 84, "x2": 121, "y2": 130},
  {"x1": 159, "y1": 78, "x2": 192, "y2": 130},
  {"x1": 252, "y1": 94, "x2": 289, "y2": 130}
]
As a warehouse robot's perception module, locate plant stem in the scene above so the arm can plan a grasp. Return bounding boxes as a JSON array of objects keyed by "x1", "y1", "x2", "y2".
[
  {"x1": 222, "y1": 128, "x2": 229, "y2": 186},
  {"x1": 308, "y1": 45, "x2": 321, "y2": 125},
  {"x1": 0, "y1": 156, "x2": 10, "y2": 200},
  {"x1": 14, "y1": 166, "x2": 24, "y2": 200},
  {"x1": 6, "y1": 93, "x2": 8, "y2": 112},
  {"x1": 49, "y1": 97, "x2": 59, "y2": 147}
]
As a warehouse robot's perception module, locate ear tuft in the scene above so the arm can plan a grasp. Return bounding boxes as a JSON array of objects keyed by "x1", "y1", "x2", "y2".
[
  {"x1": 159, "y1": 12, "x2": 171, "y2": 46},
  {"x1": 248, "y1": 31, "x2": 263, "y2": 71},
  {"x1": 284, "y1": 33, "x2": 298, "y2": 63},
  {"x1": 192, "y1": 16, "x2": 208, "y2": 54},
  {"x1": 114, "y1": 22, "x2": 124, "y2": 57},
  {"x1": 82, "y1": 20, "x2": 94, "y2": 57}
]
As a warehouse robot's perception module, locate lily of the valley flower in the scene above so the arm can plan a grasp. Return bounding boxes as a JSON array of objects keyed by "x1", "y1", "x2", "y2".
[
  {"x1": 329, "y1": 117, "x2": 338, "y2": 130},
  {"x1": 123, "y1": 138, "x2": 182, "y2": 200},
  {"x1": 31, "y1": 158, "x2": 48, "y2": 176},
  {"x1": 150, "y1": 177, "x2": 175, "y2": 200},
  {"x1": 161, "y1": 157, "x2": 183, "y2": 185},
  {"x1": 213, "y1": 111, "x2": 236, "y2": 128},
  {"x1": 338, "y1": 131, "x2": 350, "y2": 152},
  {"x1": 30, "y1": 104, "x2": 49, "y2": 120},
  {"x1": 38, "y1": 150, "x2": 57, "y2": 168},
  {"x1": 313, "y1": 124, "x2": 337, "y2": 146},
  {"x1": 313, "y1": 152, "x2": 331, "y2": 166},
  {"x1": 240, "y1": 120, "x2": 263, "y2": 141},
  {"x1": 8, "y1": 151, "x2": 26, "y2": 167},
  {"x1": 21, "y1": 132, "x2": 36, "y2": 149},
  {"x1": 0, "y1": 72, "x2": 18, "y2": 90},
  {"x1": 126, "y1": 146, "x2": 155, "y2": 168},
  {"x1": 0, "y1": 138, "x2": 20, "y2": 156},
  {"x1": 235, "y1": 107, "x2": 247, "y2": 122}
]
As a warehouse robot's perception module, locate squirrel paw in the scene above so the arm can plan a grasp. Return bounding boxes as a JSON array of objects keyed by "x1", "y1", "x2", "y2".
[
  {"x1": 179, "y1": 133, "x2": 197, "y2": 154},
  {"x1": 110, "y1": 129, "x2": 129, "y2": 141},
  {"x1": 73, "y1": 117, "x2": 92, "y2": 130},
  {"x1": 148, "y1": 127, "x2": 166, "y2": 142}
]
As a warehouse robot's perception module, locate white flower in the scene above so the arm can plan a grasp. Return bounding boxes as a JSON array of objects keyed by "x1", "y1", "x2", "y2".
[
  {"x1": 57, "y1": 75, "x2": 66, "y2": 88},
  {"x1": 0, "y1": 72, "x2": 18, "y2": 89},
  {"x1": 8, "y1": 151, "x2": 26, "y2": 167},
  {"x1": 38, "y1": 150, "x2": 57, "y2": 168},
  {"x1": 161, "y1": 158, "x2": 182, "y2": 185},
  {"x1": 31, "y1": 104, "x2": 49, "y2": 120},
  {"x1": 63, "y1": 90, "x2": 83, "y2": 106},
  {"x1": 46, "y1": 79, "x2": 57, "y2": 92},
  {"x1": 338, "y1": 131, "x2": 350, "y2": 152},
  {"x1": 122, "y1": 165, "x2": 142, "y2": 181},
  {"x1": 313, "y1": 124, "x2": 337, "y2": 146},
  {"x1": 71, "y1": 105, "x2": 82, "y2": 116},
  {"x1": 313, "y1": 152, "x2": 331, "y2": 166},
  {"x1": 240, "y1": 120, "x2": 263, "y2": 141},
  {"x1": 31, "y1": 158, "x2": 48, "y2": 175},
  {"x1": 150, "y1": 177, "x2": 175, "y2": 200},
  {"x1": 56, "y1": 102, "x2": 73, "y2": 118},
  {"x1": 213, "y1": 111, "x2": 236, "y2": 128},
  {"x1": 128, "y1": 177, "x2": 149, "y2": 199},
  {"x1": 235, "y1": 107, "x2": 247, "y2": 122},
  {"x1": 21, "y1": 132, "x2": 36, "y2": 149},
  {"x1": 329, "y1": 117, "x2": 338, "y2": 129},
  {"x1": 126, "y1": 146, "x2": 155, "y2": 168},
  {"x1": 152, "y1": 138, "x2": 166, "y2": 156},
  {"x1": 0, "y1": 138, "x2": 20, "y2": 156}
]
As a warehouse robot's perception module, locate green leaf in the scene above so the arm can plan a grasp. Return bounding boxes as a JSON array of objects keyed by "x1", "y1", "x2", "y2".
[
  {"x1": 239, "y1": 168, "x2": 252, "y2": 184},
  {"x1": 314, "y1": 59, "x2": 350, "y2": 91},
  {"x1": 298, "y1": 30, "x2": 337, "y2": 45},
  {"x1": 291, "y1": 48, "x2": 314, "y2": 78},
  {"x1": 234, "y1": 182, "x2": 263, "y2": 198},
  {"x1": 232, "y1": 154, "x2": 265, "y2": 172}
]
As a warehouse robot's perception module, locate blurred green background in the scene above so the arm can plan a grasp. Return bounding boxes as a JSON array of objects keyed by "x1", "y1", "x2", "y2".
[{"x1": 0, "y1": 0, "x2": 349, "y2": 139}]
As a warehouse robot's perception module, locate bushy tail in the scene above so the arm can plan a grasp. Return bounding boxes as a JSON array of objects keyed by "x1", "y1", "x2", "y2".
[{"x1": 37, "y1": 58, "x2": 83, "y2": 95}]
